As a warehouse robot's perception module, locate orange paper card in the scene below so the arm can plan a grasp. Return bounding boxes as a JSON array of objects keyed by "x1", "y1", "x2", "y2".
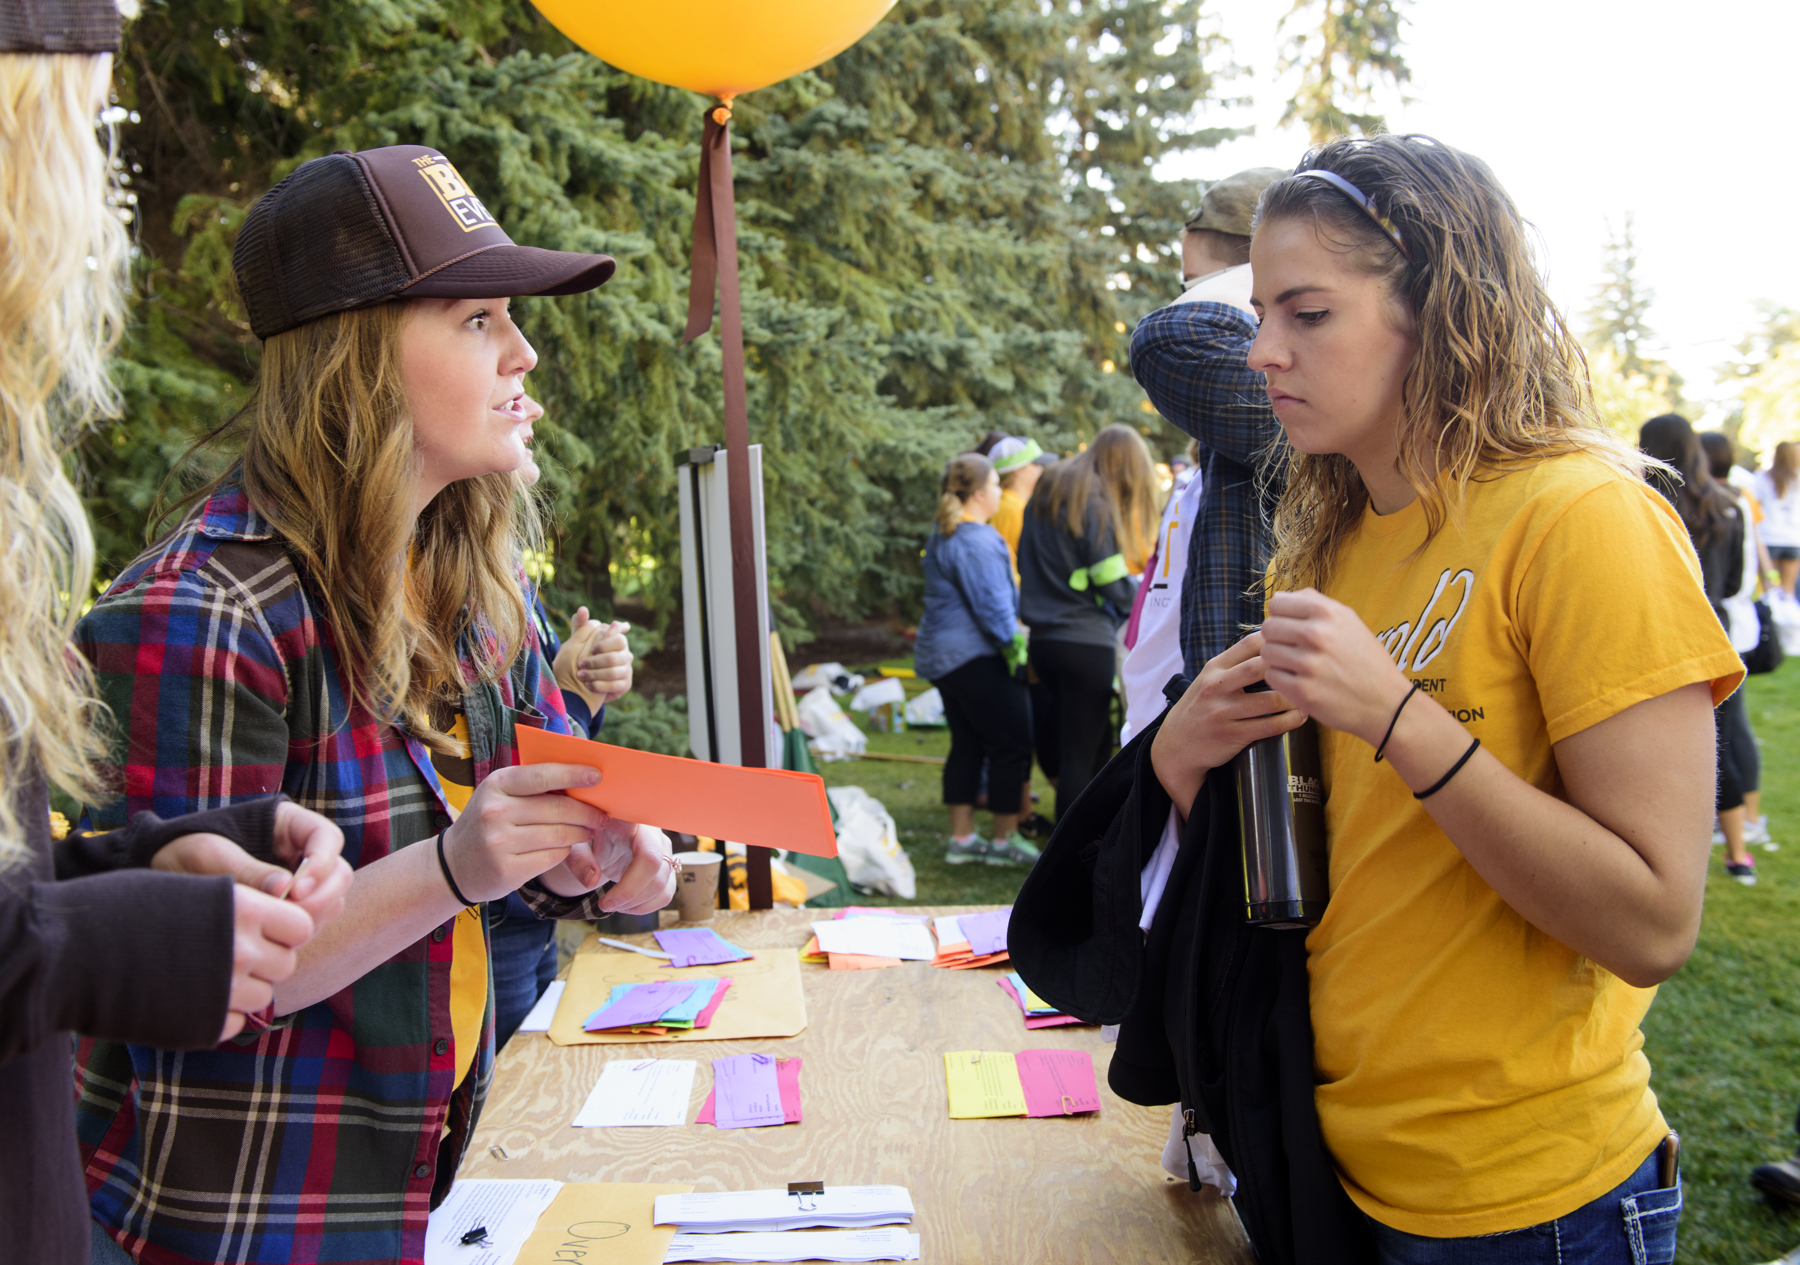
[{"x1": 515, "y1": 728, "x2": 838, "y2": 857}]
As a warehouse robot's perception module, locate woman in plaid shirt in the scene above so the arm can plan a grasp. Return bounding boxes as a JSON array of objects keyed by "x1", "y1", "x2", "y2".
[{"x1": 74, "y1": 145, "x2": 676, "y2": 1265}]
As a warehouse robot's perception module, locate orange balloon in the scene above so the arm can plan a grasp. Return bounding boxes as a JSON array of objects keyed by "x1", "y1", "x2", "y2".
[{"x1": 535, "y1": 0, "x2": 897, "y2": 101}]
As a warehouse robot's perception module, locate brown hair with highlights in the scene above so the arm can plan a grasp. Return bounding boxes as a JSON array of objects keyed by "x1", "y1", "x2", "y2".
[
  {"x1": 1256, "y1": 135, "x2": 1646, "y2": 596},
  {"x1": 177, "y1": 302, "x2": 542, "y2": 754}
]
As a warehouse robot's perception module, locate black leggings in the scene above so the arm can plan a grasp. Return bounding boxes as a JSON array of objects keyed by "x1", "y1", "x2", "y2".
[
  {"x1": 936, "y1": 654, "x2": 1033, "y2": 816},
  {"x1": 1717, "y1": 686, "x2": 1755, "y2": 813},
  {"x1": 1029, "y1": 638, "x2": 1118, "y2": 820}
]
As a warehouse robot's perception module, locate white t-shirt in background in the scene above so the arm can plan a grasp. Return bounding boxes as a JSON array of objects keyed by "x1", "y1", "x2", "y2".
[{"x1": 1120, "y1": 469, "x2": 1206, "y2": 745}]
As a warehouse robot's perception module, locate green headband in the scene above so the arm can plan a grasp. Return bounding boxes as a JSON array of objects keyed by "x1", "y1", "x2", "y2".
[{"x1": 991, "y1": 438, "x2": 1043, "y2": 474}]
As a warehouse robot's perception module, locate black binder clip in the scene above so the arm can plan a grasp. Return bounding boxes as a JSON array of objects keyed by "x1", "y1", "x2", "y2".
[{"x1": 788, "y1": 1179, "x2": 824, "y2": 1211}]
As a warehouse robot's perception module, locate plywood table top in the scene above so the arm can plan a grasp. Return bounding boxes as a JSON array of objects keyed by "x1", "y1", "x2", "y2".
[{"x1": 462, "y1": 907, "x2": 1251, "y2": 1264}]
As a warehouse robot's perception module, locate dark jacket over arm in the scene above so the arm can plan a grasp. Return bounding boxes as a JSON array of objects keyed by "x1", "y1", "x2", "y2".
[
  {"x1": 1, "y1": 775, "x2": 270, "y2": 1265},
  {"x1": 1130, "y1": 300, "x2": 1283, "y2": 673}
]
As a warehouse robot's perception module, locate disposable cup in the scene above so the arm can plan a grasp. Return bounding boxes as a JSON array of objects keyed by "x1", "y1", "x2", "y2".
[{"x1": 672, "y1": 851, "x2": 723, "y2": 923}]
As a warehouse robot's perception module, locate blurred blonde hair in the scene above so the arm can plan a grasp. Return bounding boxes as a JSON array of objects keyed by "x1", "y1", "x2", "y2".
[
  {"x1": 1033, "y1": 424, "x2": 1160, "y2": 572},
  {"x1": 179, "y1": 302, "x2": 543, "y2": 754},
  {"x1": 1258, "y1": 135, "x2": 1647, "y2": 596},
  {"x1": 0, "y1": 51, "x2": 129, "y2": 867},
  {"x1": 936, "y1": 452, "x2": 994, "y2": 538}
]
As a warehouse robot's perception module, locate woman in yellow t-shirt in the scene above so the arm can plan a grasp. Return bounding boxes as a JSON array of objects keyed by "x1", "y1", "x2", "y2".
[{"x1": 1152, "y1": 135, "x2": 1739, "y2": 1262}]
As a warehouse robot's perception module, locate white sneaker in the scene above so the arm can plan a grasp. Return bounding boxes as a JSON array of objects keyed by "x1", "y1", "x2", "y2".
[
  {"x1": 1712, "y1": 822, "x2": 1726, "y2": 846},
  {"x1": 1747, "y1": 815, "x2": 1772, "y2": 845}
]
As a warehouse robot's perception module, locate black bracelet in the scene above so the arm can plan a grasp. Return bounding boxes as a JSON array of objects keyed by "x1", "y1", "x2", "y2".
[
  {"x1": 1414, "y1": 736, "x2": 1481, "y2": 800},
  {"x1": 436, "y1": 833, "x2": 478, "y2": 908},
  {"x1": 1373, "y1": 680, "x2": 1421, "y2": 763}
]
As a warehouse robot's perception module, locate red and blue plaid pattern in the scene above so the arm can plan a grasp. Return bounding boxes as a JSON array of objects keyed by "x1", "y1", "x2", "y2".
[{"x1": 74, "y1": 481, "x2": 603, "y2": 1264}]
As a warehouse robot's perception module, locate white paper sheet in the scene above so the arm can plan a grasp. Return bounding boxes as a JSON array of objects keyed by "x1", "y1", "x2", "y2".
[
  {"x1": 425, "y1": 1178, "x2": 563, "y2": 1265},
  {"x1": 654, "y1": 1186, "x2": 914, "y2": 1233},
  {"x1": 931, "y1": 915, "x2": 965, "y2": 946},
  {"x1": 515, "y1": 980, "x2": 566, "y2": 1033},
  {"x1": 572, "y1": 1059, "x2": 697, "y2": 1128},
  {"x1": 809, "y1": 918, "x2": 936, "y2": 961},
  {"x1": 664, "y1": 1227, "x2": 921, "y2": 1262}
]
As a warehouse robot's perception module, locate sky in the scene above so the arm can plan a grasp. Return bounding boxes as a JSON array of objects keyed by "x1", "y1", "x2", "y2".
[{"x1": 1154, "y1": 0, "x2": 1800, "y2": 422}]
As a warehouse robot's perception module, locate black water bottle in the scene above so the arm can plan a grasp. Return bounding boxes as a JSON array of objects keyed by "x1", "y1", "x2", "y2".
[{"x1": 1234, "y1": 683, "x2": 1328, "y2": 928}]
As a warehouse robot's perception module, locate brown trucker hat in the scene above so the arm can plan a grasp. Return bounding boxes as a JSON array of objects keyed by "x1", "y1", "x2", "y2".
[
  {"x1": 232, "y1": 144, "x2": 616, "y2": 340},
  {"x1": 0, "y1": 0, "x2": 120, "y2": 52}
]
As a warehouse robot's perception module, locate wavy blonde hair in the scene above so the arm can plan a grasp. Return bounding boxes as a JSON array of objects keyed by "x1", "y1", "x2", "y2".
[
  {"x1": 181, "y1": 302, "x2": 543, "y2": 754},
  {"x1": 0, "y1": 52, "x2": 129, "y2": 867},
  {"x1": 1258, "y1": 135, "x2": 1646, "y2": 596},
  {"x1": 1032, "y1": 424, "x2": 1160, "y2": 572}
]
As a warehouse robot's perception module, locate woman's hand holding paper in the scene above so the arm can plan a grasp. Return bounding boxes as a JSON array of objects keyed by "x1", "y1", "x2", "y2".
[{"x1": 441, "y1": 762, "x2": 610, "y2": 902}]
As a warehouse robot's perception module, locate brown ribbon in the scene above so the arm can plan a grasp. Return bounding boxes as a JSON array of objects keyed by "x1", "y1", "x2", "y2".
[{"x1": 684, "y1": 108, "x2": 772, "y2": 909}]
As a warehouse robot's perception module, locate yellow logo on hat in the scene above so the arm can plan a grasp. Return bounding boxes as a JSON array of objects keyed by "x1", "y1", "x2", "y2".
[{"x1": 416, "y1": 155, "x2": 495, "y2": 232}]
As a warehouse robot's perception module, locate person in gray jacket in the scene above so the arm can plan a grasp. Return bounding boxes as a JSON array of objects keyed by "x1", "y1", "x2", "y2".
[
  {"x1": 914, "y1": 453, "x2": 1040, "y2": 865},
  {"x1": 1019, "y1": 425, "x2": 1160, "y2": 819}
]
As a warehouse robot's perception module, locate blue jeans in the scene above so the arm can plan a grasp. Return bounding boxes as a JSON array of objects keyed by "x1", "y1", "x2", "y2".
[
  {"x1": 489, "y1": 893, "x2": 558, "y2": 1050},
  {"x1": 1369, "y1": 1151, "x2": 1680, "y2": 1265}
]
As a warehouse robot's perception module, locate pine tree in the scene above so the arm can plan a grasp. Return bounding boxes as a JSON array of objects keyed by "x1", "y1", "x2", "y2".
[
  {"x1": 1277, "y1": 0, "x2": 1410, "y2": 144},
  {"x1": 88, "y1": 0, "x2": 1231, "y2": 642},
  {"x1": 1584, "y1": 215, "x2": 1657, "y2": 378},
  {"x1": 1580, "y1": 216, "x2": 1686, "y2": 433},
  {"x1": 86, "y1": 0, "x2": 1405, "y2": 653}
]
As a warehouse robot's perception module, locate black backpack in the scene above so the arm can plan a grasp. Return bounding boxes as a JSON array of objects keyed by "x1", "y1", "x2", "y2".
[{"x1": 1010, "y1": 712, "x2": 1376, "y2": 1265}]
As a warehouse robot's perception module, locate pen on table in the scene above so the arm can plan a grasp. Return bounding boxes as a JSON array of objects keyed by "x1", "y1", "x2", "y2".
[{"x1": 598, "y1": 936, "x2": 671, "y2": 959}]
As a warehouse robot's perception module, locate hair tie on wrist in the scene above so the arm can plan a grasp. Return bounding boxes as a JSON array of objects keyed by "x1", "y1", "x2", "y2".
[
  {"x1": 1374, "y1": 680, "x2": 1421, "y2": 763},
  {"x1": 436, "y1": 833, "x2": 478, "y2": 908},
  {"x1": 1414, "y1": 736, "x2": 1481, "y2": 800}
]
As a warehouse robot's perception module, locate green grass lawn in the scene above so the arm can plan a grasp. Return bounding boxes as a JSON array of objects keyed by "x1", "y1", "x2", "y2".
[
  {"x1": 814, "y1": 659, "x2": 1800, "y2": 1259},
  {"x1": 814, "y1": 689, "x2": 1054, "y2": 908},
  {"x1": 1645, "y1": 665, "x2": 1800, "y2": 1265}
]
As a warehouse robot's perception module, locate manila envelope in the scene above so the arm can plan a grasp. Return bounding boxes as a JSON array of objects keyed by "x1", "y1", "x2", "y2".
[
  {"x1": 513, "y1": 1182, "x2": 692, "y2": 1265},
  {"x1": 549, "y1": 939, "x2": 808, "y2": 1047},
  {"x1": 514, "y1": 727, "x2": 838, "y2": 857}
]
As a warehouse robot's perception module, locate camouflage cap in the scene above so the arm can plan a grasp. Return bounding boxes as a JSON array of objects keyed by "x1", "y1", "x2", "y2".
[{"x1": 1184, "y1": 166, "x2": 1290, "y2": 237}]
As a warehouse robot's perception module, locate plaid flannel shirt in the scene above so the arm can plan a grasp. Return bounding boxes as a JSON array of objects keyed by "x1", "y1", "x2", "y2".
[
  {"x1": 1129, "y1": 300, "x2": 1285, "y2": 675},
  {"x1": 73, "y1": 481, "x2": 608, "y2": 1265}
]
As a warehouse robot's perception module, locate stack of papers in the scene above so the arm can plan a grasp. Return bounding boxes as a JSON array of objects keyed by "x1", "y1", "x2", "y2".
[
  {"x1": 997, "y1": 973, "x2": 1086, "y2": 1029},
  {"x1": 801, "y1": 908, "x2": 934, "y2": 970},
  {"x1": 654, "y1": 928, "x2": 754, "y2": 968},
  {"x1": 425, "y1": 1179, "x2": 563, "y2": 1265},
  {"x1": 572, "y1": 1059, "x2": 697, "y2": 1128},
  {"x1": 664, "y1": 1228, "x2": 920, "y2": 1263},
  {"x1": 653, "y1": 1185, "x2": 914, "y2": 1233},
  {"x1": 931, "y1": 910, "x2": 1010, "y2": 969},
  {"x1": 693, "y1": 1054, "x2": 801, "y2": 1129},
  {"x1": 584, "y1": 978, "x2": 733, "y2": 1034},
  {"x1": 943, "y1": 1049, "x2": 1101, "y2": 1119}
]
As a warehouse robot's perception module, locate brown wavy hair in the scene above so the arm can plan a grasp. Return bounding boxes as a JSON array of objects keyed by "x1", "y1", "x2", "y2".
[
  {"x1": 178, "y1": 302, "x2": 541, "y2": 754},
  {"x1": 1031, "y1": 424, "x2": 1159, "y2": 571},
  {"x1": 1257, "y1": 135, "x2": 1646, "y2": 595}
]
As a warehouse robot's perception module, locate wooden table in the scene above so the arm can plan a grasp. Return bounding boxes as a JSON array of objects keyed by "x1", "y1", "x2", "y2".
[{"x1": 462, "y1": 907, "x2": 1252, "y2": 1264}]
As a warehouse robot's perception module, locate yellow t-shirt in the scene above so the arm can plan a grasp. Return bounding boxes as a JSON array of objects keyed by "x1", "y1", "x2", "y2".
[
  {"x1": 1306, "y1": 453, "x2": 1742, "y2": 1237},
  {"x1": 430, "y1": 712, "x2": 491, "y2": 1091},
  {"x1": 990, "y1": 488, "x2": 1025, "y2": 581}
]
